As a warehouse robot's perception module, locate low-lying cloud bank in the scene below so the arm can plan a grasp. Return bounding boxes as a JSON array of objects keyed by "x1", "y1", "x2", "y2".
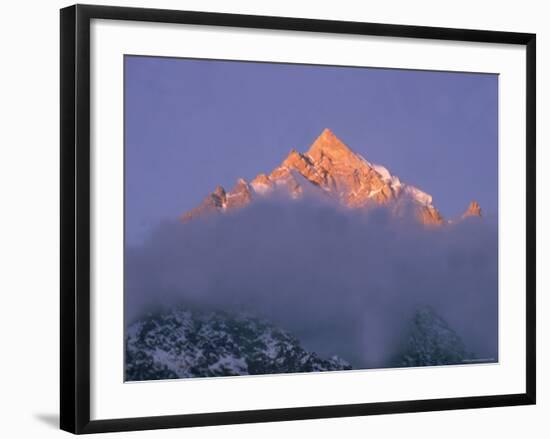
[{"x1": 125, "y1": 196, "x2": 498, "y2": 368}]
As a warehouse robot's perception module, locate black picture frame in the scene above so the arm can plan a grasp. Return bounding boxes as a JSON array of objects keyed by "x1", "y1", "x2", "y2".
[{"x1": 60, "y1": 4, "x2": 536, "y2": 434}]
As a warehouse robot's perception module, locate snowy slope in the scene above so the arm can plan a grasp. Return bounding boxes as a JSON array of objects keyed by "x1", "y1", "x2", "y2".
[{"x1": 126, "y1": 308, "x2": 352, "y2": 381}]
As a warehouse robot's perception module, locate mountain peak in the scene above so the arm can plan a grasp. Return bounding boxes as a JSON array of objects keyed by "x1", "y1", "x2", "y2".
[
  {"x1": 281, "y1": 148, "x2": 302, "y2": 167},
  {"x1": 462, "y1": 201, "x2": 482, "y2": 218},
  {"x1": 320, "y1": 127, "x2": 336, "y2": 138},
  {"x1": 307, "y1": 128, "x2": 356, "y2": 162},
  {"x1": 181, "y1": 130, "x2": 454, "y2": 227},
  {"x1": 213, "y1": 185, "x2": 226, "y2": 198}
]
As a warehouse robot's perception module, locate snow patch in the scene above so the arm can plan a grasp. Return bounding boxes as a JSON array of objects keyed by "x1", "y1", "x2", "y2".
[
  {"x1": 404, "y1": 185, "x2": 433, "y2": 206},
  {"x1": 372, "y1": 163, "x2": 403, "y2": 194},
  {"x1": 251, "y1": 182, "x2": 271, "y2": 195},
  {"x1": 372, "y1": 164, "x2": 392, "y2": 182}
]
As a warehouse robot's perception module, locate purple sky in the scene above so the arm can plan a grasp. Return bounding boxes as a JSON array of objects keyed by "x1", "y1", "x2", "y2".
[{"x1": 125, "y1": 56, "x2": 498, "y2": 245}]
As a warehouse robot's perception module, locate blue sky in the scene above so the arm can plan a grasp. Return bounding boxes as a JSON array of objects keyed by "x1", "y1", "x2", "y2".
[{"x1": 125, "y1": 56, "x2": 498, "y2": 245}]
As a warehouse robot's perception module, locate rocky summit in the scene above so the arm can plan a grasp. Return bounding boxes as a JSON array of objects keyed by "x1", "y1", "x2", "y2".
[
  {"x1": 462, "y1": 200, "x2": 482, "y2": 218},
  {"x1": 181, "y1": 129, "x2": 477, "y2": 225}
]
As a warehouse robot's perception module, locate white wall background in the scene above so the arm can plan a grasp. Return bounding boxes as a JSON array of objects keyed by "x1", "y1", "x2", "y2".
[{"x1": 0, "y1": 0, "x2": 546, "y2": 437}]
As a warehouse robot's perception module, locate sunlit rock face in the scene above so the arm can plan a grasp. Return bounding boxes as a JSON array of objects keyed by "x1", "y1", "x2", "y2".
[
  {"x1": 462, "y1": 200, "x2": 482, "y2": 218},
  {"x1": 181, "y1": 129, "x2": 474, "y2": 226}
]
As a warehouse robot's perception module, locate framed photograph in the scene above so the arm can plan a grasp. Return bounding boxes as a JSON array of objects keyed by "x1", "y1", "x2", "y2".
[{"x1": 60, "y1": 4, "x2": 536, "y2": 434}]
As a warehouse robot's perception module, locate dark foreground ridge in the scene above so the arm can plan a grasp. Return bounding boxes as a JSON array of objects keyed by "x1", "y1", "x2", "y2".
[{"x1": 126, "y1": 306, "x2": 476, "y2": 381}]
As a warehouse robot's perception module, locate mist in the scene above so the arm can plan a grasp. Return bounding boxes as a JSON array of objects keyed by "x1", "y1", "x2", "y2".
[{"x1": 125, "y1": 195, "x2": 498, "y2": 369}]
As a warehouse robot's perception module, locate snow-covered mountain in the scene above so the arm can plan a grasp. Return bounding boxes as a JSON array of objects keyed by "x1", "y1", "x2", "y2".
[
  {"x1": 394, "y1": 307, "x2": 470, "y2": 367},
  {"x1": 125, "y1": 306, "x2": 473, "y2": 381},
  {"x1": 181, "y1": 129, "x2": 481, "y2": 224},
  {"x1": 126, "y1": 308, "x2": 351, "y2": 381}
]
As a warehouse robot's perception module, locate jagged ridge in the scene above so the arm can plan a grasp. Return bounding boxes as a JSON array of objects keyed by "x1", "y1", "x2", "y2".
[
  {"x1": 126, "y1": 306, "x2": 475, "y2": 380},
  {"x1": 182, "y1": 129, "x2": 479, "y2": 224},
  {"x1": 126, "y1": 308, "x2": 351, "y2": 381}
]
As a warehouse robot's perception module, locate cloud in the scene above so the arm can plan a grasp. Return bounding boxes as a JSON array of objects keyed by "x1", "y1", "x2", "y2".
[{"x1": 125, "y1": 196, "x2": 498, "y2": 368}]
